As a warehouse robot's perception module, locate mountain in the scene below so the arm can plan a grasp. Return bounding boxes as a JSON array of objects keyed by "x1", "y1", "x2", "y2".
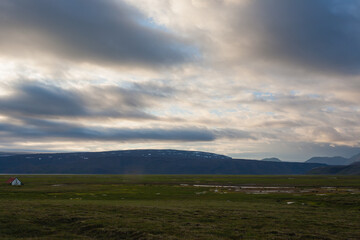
[
  {"x1": 306, "y1": 156, "x2": 349, "y2": 165},
  {"x1": 0, "y1": 152, "x2": 11, "y2": 157},
  {"x1": 308, "y1": 162, "x2": 360, "y2": 175},
  {"x1": 0, "y1": 152, "x2": 26, "y2": 157},
  {"x1": 348, "y1": 153, "x2": 360, "y2": 164},
  {"x1": 0, "y1": 149, "x2": 325, "y2": 175},
  {"x1": 261, "y1": 157, "x2": 281, "y2": 162},
  {"x1": 305, "y1": 153, "x2": 360, "y2": 166}
]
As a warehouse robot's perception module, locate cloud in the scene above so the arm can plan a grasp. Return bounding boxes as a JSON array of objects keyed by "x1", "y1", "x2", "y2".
[
  {"x1": 253, "y1": 120, "x2": 304, "y2": 128},
  {"x1": 133, "y1": 0, "x2": 360, "y2": 74},
  {"x1": 0, "y1": 0, "x2": 193, "y2": 68},
  {"x1": 0, "y1": 121, "x2": 213, "y2": 142},
  {"x1": 0, "y1": 117, "x2": 255, "y2": 142},
  {"x1": 235, "y1": 0, "x2": 360, "y2": 74},
  {"x1": 0, "y1": 81, "x2": 256, "y2": 143},
  {"x1": 1, "y1": 0, "x2": 360, "y2": 159},
  {"x1": 214, "y1": 128, "x2": 257, "y2": 140},
  {"x1": 0, "y1": 82, "x2": 173, "y2": 119}
]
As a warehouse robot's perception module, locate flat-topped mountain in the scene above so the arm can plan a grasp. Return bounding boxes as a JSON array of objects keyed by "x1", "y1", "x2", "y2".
[
  {"x1": 0, "y1": 149, "x2": 325, "y2": 175},
  {"x1": 261, "y1": 157, "x2": 281, "y2": 162}
]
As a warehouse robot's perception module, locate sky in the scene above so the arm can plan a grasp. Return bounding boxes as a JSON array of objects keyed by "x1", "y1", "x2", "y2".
[{"x1": 1, "y1": 0, "x2": 360, "y2": 161}]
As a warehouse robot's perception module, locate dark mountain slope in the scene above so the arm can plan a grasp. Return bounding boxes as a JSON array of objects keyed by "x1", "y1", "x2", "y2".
[
  {"x1": 305, "y1": 152, "x2": 360, "y2": 166},
  {"x1": 0, "y1": 152, "x2": 25, "y2": 157},
  {"x1": 308, "y1": 162, "x2": 360, "y2": 175},
  {"x1": 348, "y1": 153, "x2": 360, "y2": 164},
  {"x1": 0, "y1": 149, "x2": 324, "y2": 175},
  {"x1": 306, "y1": 156, "x2": 348, "y2": 165}
]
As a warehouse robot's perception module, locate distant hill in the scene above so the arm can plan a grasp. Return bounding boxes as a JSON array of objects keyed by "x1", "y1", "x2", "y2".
[
  {"x1": 0, "y1": 152, "x2": 26, "y2": 157},
  {"x1": 305, "y1": 153, "x2": 360, "y2": 166},
  {"x1": 261, "y1": 157, "x2": 281, "y2": 162},
  {"x1": 0, "y1": 152, "x2": 11, "y2": 157},
  {"x1": 308, "y1": 162, "x2": 360, "y2": 175},
  {"x1": 0, "y1": 149, "x2": 325, "y2": 175},
  {"x1": 348, "y1": 153, "x2": 360, "y2": 164},
  {"x1": 306, "y1": 156, "x2": 348, "y2": 165}
]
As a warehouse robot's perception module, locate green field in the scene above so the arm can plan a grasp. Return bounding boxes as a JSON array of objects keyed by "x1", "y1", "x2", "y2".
[{"x1": 0, "y1": 175, "x2": 359, "y2": 240}]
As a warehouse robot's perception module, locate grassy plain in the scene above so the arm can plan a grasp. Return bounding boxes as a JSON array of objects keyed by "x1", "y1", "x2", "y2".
[{"x1": 0, "y1": 175, "x2": 359, "y2": 240}]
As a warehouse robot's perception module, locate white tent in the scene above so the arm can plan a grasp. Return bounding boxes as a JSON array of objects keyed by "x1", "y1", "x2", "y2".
[{"x1": 6, "y1": 177, "x2": 22, "y2": 186}]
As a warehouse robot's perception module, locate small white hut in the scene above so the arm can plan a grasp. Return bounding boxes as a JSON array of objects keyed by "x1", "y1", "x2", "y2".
[{"x1": 6, "y1": 177, "x2": 22, "y2": 186}]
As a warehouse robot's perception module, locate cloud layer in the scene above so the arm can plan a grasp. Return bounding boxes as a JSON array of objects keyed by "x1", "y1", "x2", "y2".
[
  {"x1": 1, "y1": 0, "x2": 360, "y2": 160},
  {"x1": 242, "y1": 0, "x2": 360, "y2": 74},
  {"x1": 0, "y1": 82, "x2": 172, "y2": 119},
  {"x1": 0, "y1": 0, "x2": 193, "y2": 67}
]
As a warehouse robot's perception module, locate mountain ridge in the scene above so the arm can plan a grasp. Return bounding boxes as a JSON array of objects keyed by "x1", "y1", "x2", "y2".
[
  {"x1": 0, "y1": 149, "x2": 324, "y2": 175},
  {"x1": 306, "y1": 156, "x2": 349, "y2": 165},
  {"x1": 308, "y1": 162, "x2": 360, "y2": 175},
  {"x1": 261, "y1": 157, "x2": 282, "y2": 162},
  {"x1": 305, "y1": 153, "x2": 360, "y2": 166}
]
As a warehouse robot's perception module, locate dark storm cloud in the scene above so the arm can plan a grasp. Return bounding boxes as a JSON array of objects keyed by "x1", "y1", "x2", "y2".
[
  {"x1": 0, "y1": 116, "x2": 256, "y2": 142},
  {"x1": 0, "y1": 84, "x2": 87, "y2": 117},
  {"x1": 0, "y1": 121, "x2": 214, "y2": 141},
  {"x1": 0, "y1": 0, "x2": 192, "y2": 67},
  {"x1": 240, "y1": 0, "x2": 360, "y2": 74},
  {"x1": 0, "y1": 81, "x2": 258, "y2": 143},
  {"x1": 0, "y1": 82, "x2": 172, "y2": 119}
]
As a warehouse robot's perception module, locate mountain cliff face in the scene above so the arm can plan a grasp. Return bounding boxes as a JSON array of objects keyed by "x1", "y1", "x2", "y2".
[{"x1": 0, "y1": 149, "x2": 324, "y2": 175}]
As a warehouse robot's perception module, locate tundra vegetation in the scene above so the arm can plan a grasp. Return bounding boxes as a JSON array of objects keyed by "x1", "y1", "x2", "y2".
[{"x1": 0, "y1": 175, "x2": 359, "y2": 240}]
